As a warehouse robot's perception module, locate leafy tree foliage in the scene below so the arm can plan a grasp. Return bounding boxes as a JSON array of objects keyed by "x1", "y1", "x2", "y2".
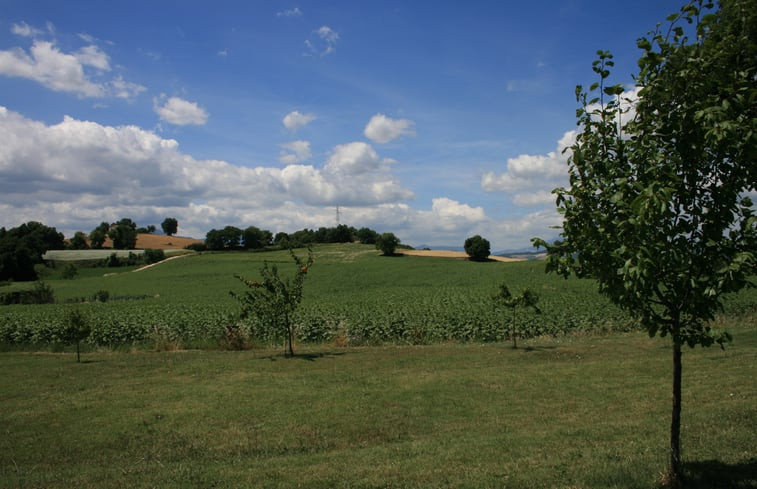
[
  {"x1": 108, "y1": 218, "x2": 138, "y2": 250},
  {"x1": 464, "y1": 235, "x2": 491, "y2": 261},
  {"x1": 161, "y1": 218, "x2": 178, "y2": 236},
  {"x1": 232, "y1": 248, "x2": 314, "y2": 356},
  {"x1": 376, "y1": 232, "x2": 400, "y2": 256},
  {"x1": 137, "y1": 225, "x2": 156, "y2": 234},
  {"x1": 62, "y1": 309, "x2": 91, "y2": 363},
  {"x1": 533, "y1": 1, "x2": 756, "y2": 484},
  {"x1": 242, "y1": 226, "x2": 273, "y2": 249},
  {"x1": 356, "y1": 227, "x2": 379, "y2": 244},
  {"x1": 68, "y1": 231, "x2": 89, "y2": 250},
  {"x1": 88, "y1": 222, "x2": 110, "y2": 249},
  {"x1": 0, "y1": 222, "x2": 65, "y2": 281},
  {"x1": 492, "y1": 284, "x2": 541, "y2": 349}
]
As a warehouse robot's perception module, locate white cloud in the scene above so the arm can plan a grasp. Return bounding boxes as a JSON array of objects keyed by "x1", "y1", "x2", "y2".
[
  {"x1": 154, "y1": 96, "x2": 208, "y2": 126},
  {"x1": 11, "y1": 22, "x2": 43, "y2": 38},
  {"x1": 325, "y1": 142, "x2": 383, "y2": 175},
  {"x1": 481, "y1": 129, "x2": 574, "y2": 205},
  {"x1": 0, "y1": 39, "x2": 143, "y2": 99},
  {"x1": 282, "y1": 110, "x2": 316, "y2": 131},
  {"x1": 279, "y1": 140, "x2": 311, "y2": 164},
  {"x1": 0, "y1": 106, "x2": 415, "y2": 239},
  {"x1": 305, "y1": 26, "x2": 339, "y2": 56},
  {"x1": 0, "y1": 41, "x2": 106, "y2": 97},
  {"x1": 364, "y1": 114, "x2": 416, "y2": 144},
  {"x1": 277, "y1": 7, "x2": 303, "y2": 17}
]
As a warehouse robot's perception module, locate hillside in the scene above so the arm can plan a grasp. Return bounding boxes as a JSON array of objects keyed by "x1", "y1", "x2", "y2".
[{"x1": 103, "y1": 233, "x2": 203, "y2": 250}]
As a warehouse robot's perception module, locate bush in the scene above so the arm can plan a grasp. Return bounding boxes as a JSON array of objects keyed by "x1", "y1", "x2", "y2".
[
  {"x1": 464, "y1": 235, "x2": 491, "y2": 261},
  {"x1": 143, "y1": 249, "x2": 165, "y2": 264},
  {"x1": 376, "y1": 233, "x2": 400, "y2": 256},
  {"x1": 62, "y1": 264, "x2": 78, "y2": 280}
]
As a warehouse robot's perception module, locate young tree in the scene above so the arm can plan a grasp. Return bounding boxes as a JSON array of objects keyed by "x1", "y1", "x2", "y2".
[
  {"x1": 533, "y1": 1, "x2": 756, "y2": 485},
  {"x1": 492, "y1": 284, "x2": 541, "y2": 349},
  {"x1": 161, "y1": 218, "x2": 178, "y2": 236},
  {"x1": 62, "y1": 308, "x2": 91, "y2": 363},
  {"x1": 231, "y1": 248, "x2": 314, "y2": 356},
  {"x1": 464, "y1": 235, "x2": 491, "y2": 261},
  {"x1": 375, "y1": 232, "x2": 400, "y2": 256}
]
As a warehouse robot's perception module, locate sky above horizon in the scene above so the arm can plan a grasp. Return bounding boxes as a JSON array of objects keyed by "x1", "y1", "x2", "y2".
[{"x1": 0, "y1": 1, "x2": 679, "y2": 251}]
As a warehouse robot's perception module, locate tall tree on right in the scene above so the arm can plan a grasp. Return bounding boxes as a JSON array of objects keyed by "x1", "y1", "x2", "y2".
[{"x1": 533, "y1": 1, "x2": 756, "y2": 486}]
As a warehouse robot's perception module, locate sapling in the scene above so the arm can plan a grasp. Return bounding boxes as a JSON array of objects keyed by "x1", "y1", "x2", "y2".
[{"x1": 493, "y1": 284, "x2": 541, "y2": 349}]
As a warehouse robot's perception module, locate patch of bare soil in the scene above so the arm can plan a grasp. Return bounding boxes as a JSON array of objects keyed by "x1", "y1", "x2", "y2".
[{"x1": 400, "y1": 249, "x2": 522, "y2": 262}]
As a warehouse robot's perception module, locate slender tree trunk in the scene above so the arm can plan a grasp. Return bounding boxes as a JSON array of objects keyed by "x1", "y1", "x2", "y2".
[
  {"x1": 669, "y1": 338, "x2": 683, "y2": 486},
  {"x1": 76, "y1": 340, "x2": 81, "y2": 363}
]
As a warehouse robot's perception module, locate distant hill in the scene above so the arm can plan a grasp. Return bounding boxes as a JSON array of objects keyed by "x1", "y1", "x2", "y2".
[{"x1": 99, "y1": 233, "x2": 203, "y2": 250}]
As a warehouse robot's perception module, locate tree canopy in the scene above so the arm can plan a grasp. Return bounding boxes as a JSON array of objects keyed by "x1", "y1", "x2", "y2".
[
  {"x1": 533, "y1": 1, "x2": 756, "y2": 484},
  {"x1": 0, "y1": 222, "x2": 65, "y2": 281}
]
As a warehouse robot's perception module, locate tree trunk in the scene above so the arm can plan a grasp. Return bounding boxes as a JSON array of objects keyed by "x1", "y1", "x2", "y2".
[
  {"x1": 669, "y1": 339, "x2": 683, "y2": 486},
  {"x1": 76, "y1": 340, "x2": 81, "y2": 363}
]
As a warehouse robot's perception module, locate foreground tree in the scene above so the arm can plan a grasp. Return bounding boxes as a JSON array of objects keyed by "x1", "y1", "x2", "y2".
[
  {"x1": 464, "y1": 235, "x2": 491, "y2": 261},
  {"x1": 533, "y1": 1, "x2": 756, "y2": 485},
  {"x1": 62, "y1": 309, "x2": 91, "y2": 363},
  {"x1": 232, "y1": 248, "x2": 314, "y2": 356}
]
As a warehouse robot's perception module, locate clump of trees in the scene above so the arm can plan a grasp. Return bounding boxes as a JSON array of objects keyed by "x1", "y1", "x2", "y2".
[
  {"x1": 204, "y1": 224, "x2": 386, "y2": 251},
  {"x1": 533, "y1": 1, "x2": 756, "y2": 485},
  {"x1": 0, "y1": 222, "x2": 65, "y2": 282}
]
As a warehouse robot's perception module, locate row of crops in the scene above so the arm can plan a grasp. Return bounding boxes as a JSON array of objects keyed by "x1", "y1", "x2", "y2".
[{"x1": 1, "y1": 245, "x2": 755, "y2": 349}]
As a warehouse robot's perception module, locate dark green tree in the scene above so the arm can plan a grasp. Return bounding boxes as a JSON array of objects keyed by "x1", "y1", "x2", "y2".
[
  {"x1": 232, "y1": 248, "x2": 314, "y2": 356},
  {"x1": 375, "y1": 232, "x2": 400, "y2": 256},
  {"x1": 0, "y1": 222, "x2": 65, "y2": 281},
  {"x1": 356, "y1": 227, "x2": 379, "y2": 244},
  {"x1": 242, "y1": 226, "x2": 272, "y2": 249},
  {"x1": 533, "y1": 1, "x2": 756, "y2": 484},
  {"x1": 108, "y1": 218, "x2": 138, "y2": 250},
  {"x1": 161, "y1": 218, "x2": 178, "y2": 236},
  {"x1": 88, "y1": 222, "x2": 110, "y2": 249},
  {"x1": 68, "y1": 231, "x2": 89, "y2": 250},
  {"x1": 464, "y1": 235, "x2": 491, "y2": 261}
]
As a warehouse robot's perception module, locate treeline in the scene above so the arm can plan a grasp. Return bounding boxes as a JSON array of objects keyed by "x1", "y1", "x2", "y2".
[{"x1": 202, "y1": 224, "x2": 382, "y2": 251}]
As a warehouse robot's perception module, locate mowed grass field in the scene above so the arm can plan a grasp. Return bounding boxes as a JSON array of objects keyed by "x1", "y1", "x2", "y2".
[
  {"x1": 1, "y1": 244, "x2": 756, "y2": 487},
  {"x1": 1, "y1": 328, "x2": 755, "y2": 488}
]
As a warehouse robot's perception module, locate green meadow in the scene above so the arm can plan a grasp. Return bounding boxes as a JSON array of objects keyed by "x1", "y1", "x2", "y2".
[{"x1": 1, "y1": 244, "x2": 755, "y2": 487}]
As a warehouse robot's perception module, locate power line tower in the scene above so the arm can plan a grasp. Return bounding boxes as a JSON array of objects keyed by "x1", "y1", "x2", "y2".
[{"x1": 335, "y1": 205, "x2": 341, "y2": 226}]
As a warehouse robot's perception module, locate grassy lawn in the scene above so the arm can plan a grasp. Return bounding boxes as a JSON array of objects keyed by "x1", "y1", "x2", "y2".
[{"x1": 1, "y1": 326, "x2": 755, "y2": 488}]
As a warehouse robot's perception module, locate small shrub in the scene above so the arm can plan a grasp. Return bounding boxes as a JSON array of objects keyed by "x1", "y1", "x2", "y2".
[
  {"x1": 61, "y1": 309, "x2": 91, "y2": 362},
  {"x1": 93, "y1": 290, "x2": 110, "y2": 302},
  {"x1": 218, "y1": 323, "x2": 251, "y2": 350},
  {"x1": 151, "y1": 326, "x2": 182, "y2": 352},
  {"x1": 144, "y1": 248, "x2": 165, "y2": 264},
  {"x1": 62, "y1": 264, "x2": 78, "y2": 280},
  {"x1": 185, "y1": 243, "x2": 207, "y2": 252}
]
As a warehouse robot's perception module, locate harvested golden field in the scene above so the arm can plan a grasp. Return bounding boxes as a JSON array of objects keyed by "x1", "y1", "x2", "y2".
[{"x1": 101, "y1": 233, "x2": 203, "y2": 250}]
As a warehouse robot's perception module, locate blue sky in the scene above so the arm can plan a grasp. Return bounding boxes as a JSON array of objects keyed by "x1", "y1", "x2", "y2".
[{"x1": 0, "y1": 1, "x2": 678, "y2": 250}]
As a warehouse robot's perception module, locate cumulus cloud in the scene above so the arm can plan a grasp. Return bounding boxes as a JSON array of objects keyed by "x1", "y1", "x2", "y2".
[
  {"x1": 154, "y1": 96, "x2": 209, "y2": 126},
  {"x1": 481, "y1": 129, "x2": 574, "y2": 205},
  {"x1": 364, "y1": 114, "x2": 416, "y2": 144},
  {"x1": 283, "y1": 110, "x2": 316, "y2": 131},
  {"x1": 325, "y1": 142, "x2": 384, "y2": 175},
  {"x1": 0, "y1": 38, "x2": 143, "y2": 99},
  {"x1": 0, "y1": 106, "x2": 415, "y2": 238},
  {"x1": 279, "y1": 140, "x2": 311, "y2": 164}
]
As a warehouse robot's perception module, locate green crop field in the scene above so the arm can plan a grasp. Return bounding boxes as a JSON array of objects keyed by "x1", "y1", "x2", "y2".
[
  {"x1": 1, "y1": 243, "x2": 755, "y2": 350},
  {"x1": 1, "y1": 243, "x2": 755, "y2": 487}
]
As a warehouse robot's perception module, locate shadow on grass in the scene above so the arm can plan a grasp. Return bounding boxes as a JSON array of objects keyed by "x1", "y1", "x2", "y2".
[
  {"x1": 680, "y1": 458, "x2": 757, "y2": 488},
  {"x1": 521, "y1": 345, "x2": 558, "y2": 352},
  {"x1": 256, "y1": 351, "x2": 351, "y2": 362}
]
